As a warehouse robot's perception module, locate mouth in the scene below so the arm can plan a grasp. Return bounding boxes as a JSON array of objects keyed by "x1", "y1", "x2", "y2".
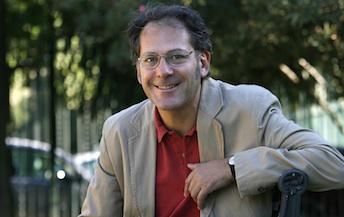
[{"x1": 154, "y1": 83, "x2": 179, "y2": 90}]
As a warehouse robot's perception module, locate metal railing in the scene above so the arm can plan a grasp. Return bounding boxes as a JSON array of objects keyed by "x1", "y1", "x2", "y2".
[{"x1": 11, "y1": 176, "x2": 86, "y2": 217}]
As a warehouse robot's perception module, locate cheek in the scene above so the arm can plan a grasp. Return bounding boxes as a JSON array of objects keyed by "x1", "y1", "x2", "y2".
[
  {"x1": 136, "y1": 68, "x2": 142, "y2": 84},
  {"x1": 138, "y1": 72, "x2": 151, "y2": 88}
]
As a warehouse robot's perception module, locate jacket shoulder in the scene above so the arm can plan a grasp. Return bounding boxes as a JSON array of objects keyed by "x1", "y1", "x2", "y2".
[
  {"x1": 102, "y1": 99, "x2": 152, "y2": 135},
  {"x1": 217, "y1": 80, "x2": 275, "y2": 99},
  {"x1": 216, "y1": 81, "x2": 278, "y2": 107}
]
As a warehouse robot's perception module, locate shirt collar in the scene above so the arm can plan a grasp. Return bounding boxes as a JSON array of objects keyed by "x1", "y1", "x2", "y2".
[
  {"x1": 154, "y1": 108, "x2": 197, "y2": 143},
  {"x1": 154, "y1": 108, "x2": 169, "y2": 143}
]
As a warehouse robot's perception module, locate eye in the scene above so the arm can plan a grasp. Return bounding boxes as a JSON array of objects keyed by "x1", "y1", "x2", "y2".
[
  {"x1": 142, "y1": 56, "x2": 158, "y2": 65},
  {"x1": 167, "y1": 53, "x2": 189, "y2": 65},
  {"x1": 170, "y1": 54, "x2": 187, "y2": 60}
]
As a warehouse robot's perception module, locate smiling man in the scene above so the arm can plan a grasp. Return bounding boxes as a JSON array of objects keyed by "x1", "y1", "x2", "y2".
[{"x1": 79, "y1": 4, "x2": 344, "y2": 217}]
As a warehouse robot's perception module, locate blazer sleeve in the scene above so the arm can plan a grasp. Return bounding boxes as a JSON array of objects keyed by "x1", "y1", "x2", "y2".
[
  {"x1": 234, "y1": 88, "x2": 344, "y2": 198},
  {"x1": 79, "y1": 130, "x2": 123, "y2": 216}
]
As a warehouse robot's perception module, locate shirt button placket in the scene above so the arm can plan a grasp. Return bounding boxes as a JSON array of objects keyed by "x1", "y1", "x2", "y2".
[{"x1": 183, "y1": 137, "x2": 189, "y2": 178}]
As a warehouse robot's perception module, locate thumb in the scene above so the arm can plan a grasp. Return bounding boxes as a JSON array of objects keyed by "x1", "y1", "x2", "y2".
[{"x1": 187, "y1": 163, "x2": 197, "y2": 170}]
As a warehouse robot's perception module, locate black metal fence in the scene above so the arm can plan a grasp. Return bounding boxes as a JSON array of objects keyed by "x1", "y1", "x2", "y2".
[
  {"x1": 299, "y1": 147, "x2": 344, "y2": 217},
  {"x1": 11, "y1": 176, "x2": 87, "y2": 217},
  {"x1": 301, "y1": 189, "x2": 344, "y2": 217},
  {"x1": 7, "y1": 137, "x2": 89, "y2": 217},
  {"x1": 9, "y1": 144, "x2": 344, "y2": 217}
]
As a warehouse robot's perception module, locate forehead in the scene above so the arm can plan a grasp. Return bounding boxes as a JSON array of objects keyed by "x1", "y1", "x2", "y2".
[{"x1": 139, "y1": 19, "x2": 192, "y2": 54}]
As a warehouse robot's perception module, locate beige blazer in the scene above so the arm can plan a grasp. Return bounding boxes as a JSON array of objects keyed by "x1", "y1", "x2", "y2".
[{"x1": 79, "y1": 78, "x2": 344, "y2": 217}]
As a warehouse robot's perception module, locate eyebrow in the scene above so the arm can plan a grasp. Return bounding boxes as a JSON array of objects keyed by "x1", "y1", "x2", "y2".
[{"x1": 140, "y1": 49, "x2": 188, "y2": 56}]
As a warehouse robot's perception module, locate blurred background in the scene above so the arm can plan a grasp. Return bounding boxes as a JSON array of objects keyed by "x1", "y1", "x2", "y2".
[{"x1": 1, "y1": 0, "x2": 344, "y2": 216}]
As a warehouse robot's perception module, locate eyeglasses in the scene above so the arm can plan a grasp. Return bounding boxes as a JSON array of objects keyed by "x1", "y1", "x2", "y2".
[{"x1": 137, "y1": 50, "x2": 194, "y2": 70}]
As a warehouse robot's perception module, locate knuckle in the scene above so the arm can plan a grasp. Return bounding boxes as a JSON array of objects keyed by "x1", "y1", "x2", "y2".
[
  {"x1": 191, "y1": 193, "x2": 197, "y2": 201},
  {"x1": 202, "y1": 182, "x2": 211, "y2": 190}
]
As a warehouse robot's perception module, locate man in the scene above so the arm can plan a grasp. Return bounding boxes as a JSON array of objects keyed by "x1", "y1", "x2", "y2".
[{"x1": 79, "y1": 4, "x2": 344, "y2": 217}]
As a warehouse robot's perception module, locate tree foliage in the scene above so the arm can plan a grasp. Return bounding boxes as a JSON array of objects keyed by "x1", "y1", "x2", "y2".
[
  {"x1": 193, "y1": 0, "x2": 344, "y2": 105},
  {"x1": 54, "y1": 0, "x2": 144, "y2": 114},
  {"x1": 6, "y1": 0, "x2": 344, "y2": 123}
]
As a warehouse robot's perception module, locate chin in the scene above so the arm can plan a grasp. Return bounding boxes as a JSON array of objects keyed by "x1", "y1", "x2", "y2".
[
  {"x1": 155, "y1": 102, "x2": 184, "y2": 111},
  {"x1": 156, "y1": 105, "x2": 179, "y2": 111}
]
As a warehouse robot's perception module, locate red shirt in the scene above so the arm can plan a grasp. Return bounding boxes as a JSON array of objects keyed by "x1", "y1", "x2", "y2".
[{"x1": 154, "y1": 109, "x2": 200, "y2": 217}]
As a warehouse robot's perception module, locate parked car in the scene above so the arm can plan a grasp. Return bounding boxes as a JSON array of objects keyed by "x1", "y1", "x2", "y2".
[
  {"x1": 72, "y1": 149, "x2": 99, "y2": 204},
  {"x1": 73, "y1": 150, "x2": 99, "y2": 182},
  {"x1": 6, "y1": 137, "x2": 84, "y2": 217}
]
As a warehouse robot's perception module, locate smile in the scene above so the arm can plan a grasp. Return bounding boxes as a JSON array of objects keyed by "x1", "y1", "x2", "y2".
[{"x1": 155, "y1": 84, "x2": 178, "y2": 90}]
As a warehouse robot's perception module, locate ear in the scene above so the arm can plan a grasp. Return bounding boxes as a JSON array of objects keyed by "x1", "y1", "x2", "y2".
[
  {"x1": 199, "y1": 51, "x2": 211, "y2": 78},
  {"x1": 136, "y1": 64, "x2": 142, "y2": 84}
]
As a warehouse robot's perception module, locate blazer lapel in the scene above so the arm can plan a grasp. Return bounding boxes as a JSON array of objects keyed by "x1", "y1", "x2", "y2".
[
  {"x1": 197, "y1": 78, "x2": 225, "y2": 217},
  {"x1": 128, "y1": 102, "x2": 156, "y2": 216},
  {"x1": 197, "y1": 78, "x2": 225, "y2": 162},
  {"x1": 197, "y1": 110, "x2": 224, "y2": 162}
]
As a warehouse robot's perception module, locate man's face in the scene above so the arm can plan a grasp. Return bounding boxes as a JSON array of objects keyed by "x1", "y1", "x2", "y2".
[{"x1": 136, "y1": 20, "x2": 210, "y2": 112}]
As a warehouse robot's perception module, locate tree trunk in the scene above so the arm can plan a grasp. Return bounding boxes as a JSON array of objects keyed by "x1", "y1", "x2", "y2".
[{"x1": 0, "y1": 0, "x2": 14, "y2": 216}]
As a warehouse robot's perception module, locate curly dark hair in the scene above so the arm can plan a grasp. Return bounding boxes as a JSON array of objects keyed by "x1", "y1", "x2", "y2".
[{"x1": 127, "y1": 4, "x2": 212, "y2": 62}]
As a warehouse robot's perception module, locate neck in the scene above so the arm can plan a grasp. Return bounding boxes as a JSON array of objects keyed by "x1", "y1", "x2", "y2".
[
  {"x1": 157, "y1": 88, "x2": 201, "y2": 135},
  {"x1": 158, "y1": 106, "x2": 198, "y2": 136}
]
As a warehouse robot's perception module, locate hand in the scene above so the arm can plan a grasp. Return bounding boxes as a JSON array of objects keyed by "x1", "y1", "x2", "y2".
[{"x1": 183, "y1": 159, "x2": 234, "y2": 209}]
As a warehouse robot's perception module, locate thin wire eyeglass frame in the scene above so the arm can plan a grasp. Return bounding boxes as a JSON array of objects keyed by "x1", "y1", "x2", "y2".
[{"x1": 137, "y1": 50, "x2": 194, "y2": 70}]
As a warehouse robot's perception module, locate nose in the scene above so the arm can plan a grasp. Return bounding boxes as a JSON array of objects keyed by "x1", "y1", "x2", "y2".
[{"x1": 155, "y1": 57, "x2": 173, "y2": 77}]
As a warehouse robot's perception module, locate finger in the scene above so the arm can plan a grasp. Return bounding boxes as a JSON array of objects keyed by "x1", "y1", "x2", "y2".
[
  {"x1": 184, "y1": 170, "x2": 195, "y2": 197},
  {"x1": 186, "y1": 172, "x2": 200, "y2": 201},
  {"x1": 187, "y1": 163, "x2": 197, "y2": 170},
  {"x1": 197, "y1": 188, "x2": 208, "y2": 209},
  {"x1": 184, "y1": 179, "x2": 190, "y2": 197},
  {"x1": 189, "y1": 183, "x2": 201, "y2": 202}
]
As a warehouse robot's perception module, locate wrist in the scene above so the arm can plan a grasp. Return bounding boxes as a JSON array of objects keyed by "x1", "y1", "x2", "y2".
[{"x1": 228, "y1": 156, "x2": 236, "y2": 180}]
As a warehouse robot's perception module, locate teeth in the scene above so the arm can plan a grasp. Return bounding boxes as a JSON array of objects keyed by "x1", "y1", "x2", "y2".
[{"x1": 158, "y1": 84, "x2": 177, "y2": 89}]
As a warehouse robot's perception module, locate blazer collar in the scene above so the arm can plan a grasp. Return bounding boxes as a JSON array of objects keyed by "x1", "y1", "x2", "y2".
[
  {"x1": 128, "y1": 101, "x2": 156, "y2": 216},
  {"x1": 197, "y1": 78, "x2": 225, "y2": 217},
  {"x1": 198, "y1": 77, "x2": 224, "y2": 119},
  {"x1": 197, "y1": 77, "x2": 225, "y2": 163}
]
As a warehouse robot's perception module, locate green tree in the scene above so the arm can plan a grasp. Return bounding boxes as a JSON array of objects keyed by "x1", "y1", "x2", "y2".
[
  {"x1": 4, "y1": 0, "x2": 344, "y2": 134},
  {"x1": 191, "y1": 0, "x2": 344, "y2": 130},
  {"x1": 5, "y1": 0, "x2": 344, "y2": 157},
  {"x1": 52, "y1": 0, "x2": 344, "y2": 118},
  {"x1": 54, "y1": 0, "x2": 145, "y2": 115}
]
